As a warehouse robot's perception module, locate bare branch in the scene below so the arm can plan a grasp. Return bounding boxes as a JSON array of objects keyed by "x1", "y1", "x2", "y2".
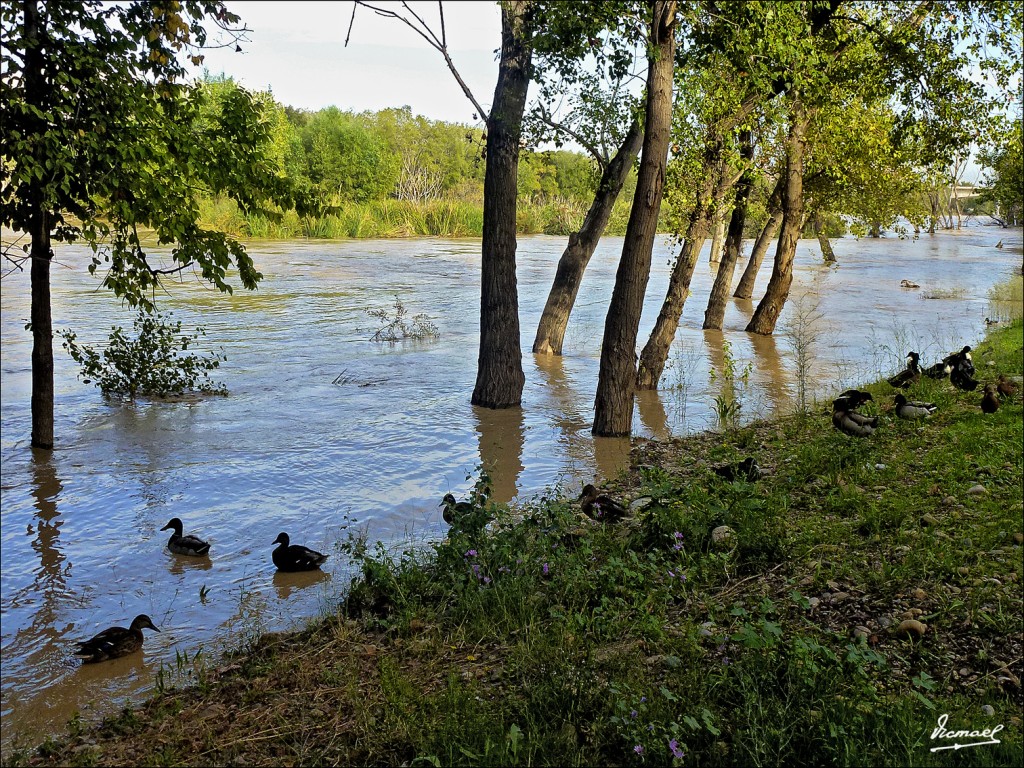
[{"x1": 349, "y1": 1, "x2": 489, "y2": 122}]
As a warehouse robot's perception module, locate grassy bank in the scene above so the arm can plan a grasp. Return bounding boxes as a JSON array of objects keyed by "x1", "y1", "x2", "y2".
[
  {"x1": 198, "y1": 194, "x2": 636, "y2": 240},
  {"x1": 8, "y1": 321, "x2": 1023, "y2": 768}
]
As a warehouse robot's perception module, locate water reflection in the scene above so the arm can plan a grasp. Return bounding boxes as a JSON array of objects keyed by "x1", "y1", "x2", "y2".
[
  {"x1": 748, "y1": 332, "x2": 792, "y2": 413},
  {"x1": 472, "y1": 405, "x2": 525, "y2": 505},
  {"x1": 165, "y1": 553, "x2": 214, "y2": 576},
  {"x1": 272, "y1": 569, "x2": 331, "y2": 601},
  {"x1": 636, "y1": 390, "x2": 670, "y2": 440}
]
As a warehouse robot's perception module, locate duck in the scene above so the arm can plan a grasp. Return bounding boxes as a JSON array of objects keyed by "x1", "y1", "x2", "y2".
[
  {"x1": 440, "y1": 492, "x2": 474, "y2": 525},
  {"x1": 832, "y1": 391, "x2": 877, "y2": 437},
  {"x1": 985, "y1": 317, "x2": 1001, "y2": 327},
  {"x1": 887, "y1": 352, "x2": 921, "y2": 389},
  {"x1": 900, "y1": 279, "x2": 920, "y2": 289},
  {"x1": 160, "y1": 517, "x2": 210, "y2": 557},
  {"x1": 981, "y1": 384, "x2": 1000, "y2": 414},
  {"x1": 893, "y1": 393, "x2": 937, "y2": 420},
  {"x1": 271, "y1": 532, "x2": 328, "y2": 572},
  {"x1": 997, "y1": 374, "x2": 1020, "y2": 399},
  {"x1": 832, "y1": 389, "x2": 873, "y2": 411},
  {"x1": 74, "y1": 614, "x2": 160, "y2": 663},
  {"x1": 713, "y1": 457, "x2": 763, "y2": 482},
  {"x1": 943, "y1": 346, "x2": 975, "y2": 376},
  {"x1": 923, "y1": 360, "x2": 951, "y2": 380},
  {"x1": 950, "y1": 364, "x2": 979, "y2": 391},
  {"x1": 578, "y1": 484, "x2": 629, "y2": 523},
  {"x1": 832, "y1": 408, "x2": 878, "y2": 437}
]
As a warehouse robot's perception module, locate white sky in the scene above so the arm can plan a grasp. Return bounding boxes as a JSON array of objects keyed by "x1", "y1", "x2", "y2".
[{"x1": 198, "y1": 1, "x2": 502, "y2": 126}]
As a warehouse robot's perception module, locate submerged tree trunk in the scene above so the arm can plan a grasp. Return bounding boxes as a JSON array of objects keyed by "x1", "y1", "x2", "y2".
[
  {"x1": 703, "y1": 130, "x2": 753, "y2": 330},
  {"x1": 635, "y1": 138, "x2": 729, "y2": 390},
  {"x1": 708, "y1": 207, "x2": 727, "y2": 263},
  {"x1": 592, "y1": 0, "x2": 676, "y2": 436},
  {"x1": 733, "y1": 174, "x2": 783, "y2": 300},
  {"x1": 746, "y1": 96, "x2": 808, "y2": 335},
  {"x1": 25, "y1": 0, "x2": 54, "y2": 450},
  {"x1": 812, "y1": 211, "x2": 836, "y2": 263},
  {"x1": 472, "y1": 2, "x2": 533, "y2": 409},
  {"x1": 533, "y1": 119, "x2": 643, "y2": 355}
]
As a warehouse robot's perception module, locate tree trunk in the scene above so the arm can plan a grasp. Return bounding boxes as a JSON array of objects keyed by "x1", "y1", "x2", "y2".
[
  {"x1": 635, "y1": 139, "x2": 728, "y2": 390},
  {"x1": 472, "y1": 2, "x2": 533, "y2": 409},
  {"x1": 733, "y1": 174, "x2": 784, "y2": 299},
  {"x1": 532, "y1": 119, "x2": 643, "y2": 355},
  {"x1": 25, "y1": 0, "x2": 55, "y2": 450},
  {"x1": 708, "y1": 207, "x2": 727, "y2": 263},
  {"x1": 812, "y1": 211, "x2": 836, "y2": 262},
  {"x1": 703, "y1": 130, "x2": 753, "y2": 330},
  {"x1": 746, "y1": 96, "x2": 808, "y2": 336},
  {"x1": 592, "y1": 0, "x2": 676, "y2": 436}
]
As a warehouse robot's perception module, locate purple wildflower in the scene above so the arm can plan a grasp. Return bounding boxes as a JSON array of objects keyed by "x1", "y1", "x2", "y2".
[
  {"x1": 634, "y1": 745, "x2": 644, "y2": 755},
  {"x1": 630, "y1": 709, "x2": 638, "y2": 718},
  {"x1": 673, "y1": 531, "x2": 684, "y2": 551},
  {"x1": 542, "y1": 562, "x2": 549, "y2": 575},
  {"x1": 669, "y1": 739, "x2": 685, "y2": 759},
  {"x1": 465, "y1": 549, "x2": 477, "y2": 558}
]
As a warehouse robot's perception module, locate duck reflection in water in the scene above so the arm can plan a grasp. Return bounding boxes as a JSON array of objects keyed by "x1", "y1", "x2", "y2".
[{"x1": 273, "y1": 569, "x2": 330, "y2": 600}]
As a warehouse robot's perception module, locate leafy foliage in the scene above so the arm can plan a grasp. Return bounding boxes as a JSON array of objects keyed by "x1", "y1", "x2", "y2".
[{"x1": 58, "y1": 310, "x2": 226, "y2": 399}]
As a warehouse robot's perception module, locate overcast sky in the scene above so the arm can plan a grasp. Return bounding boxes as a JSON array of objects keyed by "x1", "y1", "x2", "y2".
[{"x1": 198, "y1": 1, "x2": 501, "y2": 126}]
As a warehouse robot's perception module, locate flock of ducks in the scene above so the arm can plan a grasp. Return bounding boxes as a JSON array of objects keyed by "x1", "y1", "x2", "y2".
[
  {"x1": 833, "y1": 344, "x2": 1019, "y2": 437},
  {"x1": 74, "y1": 521, "x2": 329, "y2": 663},
  {"x1": 76, "y1": 339, "x2": 1019, "y2": 663}
]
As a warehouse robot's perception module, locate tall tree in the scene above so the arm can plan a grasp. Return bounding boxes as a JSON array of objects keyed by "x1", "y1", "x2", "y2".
[
  {"x1": 593, "y1": 0, "x2": 677, "y2": 436},
  {"x1": 1, "y1": 0, "x2": 298, "y2": 449},
  {"x1": 472, "y1": 0, "x2": 534, "y2": 408}
]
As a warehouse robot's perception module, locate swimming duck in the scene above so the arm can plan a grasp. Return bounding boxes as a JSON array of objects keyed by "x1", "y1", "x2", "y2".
[
  {"x1": 900, "y1": 279, "x2": 920, "y2": 289},
  {"x1": 271, "y1": 532, "x2": 328, "y2": 572},
  {"x1": 440, "y1": 493, "x2": 474, "y2": 525},
  {"x1": 74, "y1": 614, "x2": 160, "y2": 663},
  {"x1": 887, "y1": 352, "x2": 921, "y2": 389},
  {"x1": 997, "y1": 374, "x2": 1020, "y2": 399},
  {"x1": 160, "y1": 517, "x2": 210, "y2": 557},
  {"x1": 713, "y1": 457, "x2": 763, "y2": 482},
  {"x1": 893, "y1": 393, "x2": 937, "y2": 420},
  {"x1": 981, "y1": 384, "x2": 1000, "y2": 414},
  {"x1": 578, "y1": 484, "x2": 629, "y2": 523}
]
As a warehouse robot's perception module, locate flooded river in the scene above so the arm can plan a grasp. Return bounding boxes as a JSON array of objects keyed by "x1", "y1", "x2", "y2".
[{"x1": 1, "y1": 227, "x2": 1021, "y2": 749}]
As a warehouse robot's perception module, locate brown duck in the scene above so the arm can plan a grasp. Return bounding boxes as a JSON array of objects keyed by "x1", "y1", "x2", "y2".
[
  {"x1": 997, "y1": 374, "x2": 1019, "y2": 399},
  {"x1": 981, "y1": 384, "x2": 1000, "y2": 414},
  {"x1": 74, "y1": 614, "x2": 160, "y2": 663},
  {"x1": 578, "y1": 484, "x2": 629, "y2": 523}
]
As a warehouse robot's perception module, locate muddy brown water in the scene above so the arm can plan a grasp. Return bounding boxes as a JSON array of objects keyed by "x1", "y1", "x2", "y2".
[{"x1": 1, "y1": 228, "x2": 1021, "y2": 750}]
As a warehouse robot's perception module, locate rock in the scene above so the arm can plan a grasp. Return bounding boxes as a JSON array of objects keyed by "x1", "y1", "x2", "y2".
[
  {"x1": 875, "y1": 464, "x2": 886, "y2": 470},
  {"x1": 942, "y1": 496, "x2": 958, "y2": 506},
  {"x1": 711, "y1": 525, "x2": 735, "y2": 548},
  {"x1": 920, "y1": 513, "x2": 939, "y2": 527},
  {"x1": 957, "y1": 566, "x2": 970, "y2": 576},
  {"x1": 982, "y1": 705, "x2": 996, "y2": 717},
  {"x1": 967, "y1": 484, "x2": 988, "y2": 495},
  {"x1": 629, "y1": 497, "x2": 653, "y2": 511},
  {"x1": 959, "y1": 667, "x2": 971, "y2": 677},
  {"x1": 1014, "y1": 533, "x2": 1023, "y2": 545},
  {"x1": 831, "y1": 592, "x2": 851, "y2": 603},
  {"x1": 853, "y1": 626, "x2": 870, "y2": 640},
  {"x1": 912, "y1": 588, "x2": 927, "y2": 600},
  {"x1": 895, "y1": 619, "x2": 927, "y2": 637},
  {"x1": 808, "y1": 597, "x2": 820, "y2": 610}
]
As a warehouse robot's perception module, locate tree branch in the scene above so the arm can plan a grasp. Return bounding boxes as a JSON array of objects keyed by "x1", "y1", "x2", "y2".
[{"x1": 348, "y1": 1, "x2": 489, "y2": 122}]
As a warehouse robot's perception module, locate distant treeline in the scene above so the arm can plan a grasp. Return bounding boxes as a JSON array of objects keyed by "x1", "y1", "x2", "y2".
[{"x1": 197, "y1": 76, "x2": 638, "y2": 239}]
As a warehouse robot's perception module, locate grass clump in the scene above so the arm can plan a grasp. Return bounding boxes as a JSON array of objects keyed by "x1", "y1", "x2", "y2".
[{"x1": 11, "y1": 321, "x2": 1023, "y2": 768}]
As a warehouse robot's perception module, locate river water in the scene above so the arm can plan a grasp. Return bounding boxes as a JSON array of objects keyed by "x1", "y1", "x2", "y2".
[{"x1": 1, "y1": 228, "x2": 1021, "y2": 750}]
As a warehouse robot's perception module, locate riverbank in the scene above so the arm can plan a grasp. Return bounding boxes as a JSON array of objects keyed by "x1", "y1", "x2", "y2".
[{"x1": 7, "y1": 320, "x2": 1023, "y2": 767}]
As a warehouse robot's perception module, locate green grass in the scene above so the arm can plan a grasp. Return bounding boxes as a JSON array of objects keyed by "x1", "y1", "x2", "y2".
[{"x1": 7, "y1": 321, "x2": 1022, "y2": 768}]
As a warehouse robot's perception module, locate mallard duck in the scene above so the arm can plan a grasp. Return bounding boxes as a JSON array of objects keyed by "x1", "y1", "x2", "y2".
[
  {"x1": 893, "y1": 393, "x2": 937, "y2": 420},
  {"x1": 440, "y1": 493, "x2": 474, "y2": 525},
  {"x1": 981, "y1": 384, "x2": 1000, "y2": 414},
  {"x1": 713, "y1": 457, "x2": 763, "y2": 482},
  {"x1": 900, "y1": 279, "x2": 920, "y2": 289},
  {"x1": 578, "y1": 484, "x2": 629, "y2": 523},
  {"x1": 74, "y1": 614, "x2": 159, "y2": 663},
  {"x1": 950, "y1": 364, "x2": 979, "y2": 391},
  {"x1": 996, "y1": 374, "x2": 1020, "y2": 399},
  {"x1": 832, "y1": 389, "x2": 873, "y2": 411},
  {"x1": 271, "y1": 532, "x2": 328, "y2": 572},
  {"x1": 832, "y1": 408, "x2": 878, "y2": 437},
  {"x1": 923, "y1": 360, "x2": 951, "y2": 379},
  {"x1": 160, "y1": 517, "x2": 210, "y2": 557},
  {"x1": 887, "y1": 352, "x2": 921, "y2": 389}
]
